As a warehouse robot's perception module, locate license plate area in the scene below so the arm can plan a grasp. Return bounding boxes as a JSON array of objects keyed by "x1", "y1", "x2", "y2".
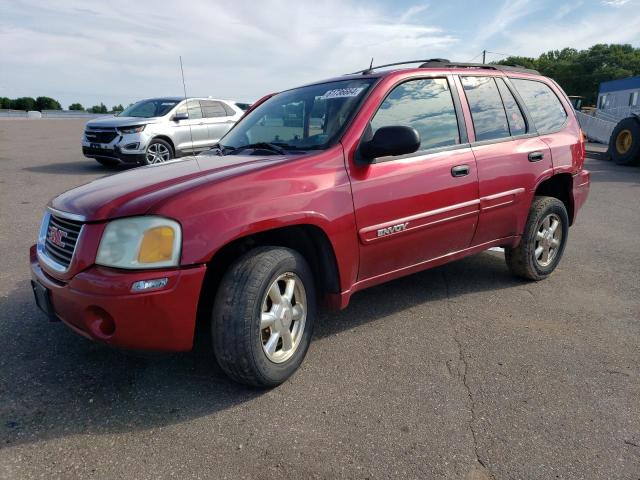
[{"x1": 31, "y1": 280, "x2": 58, "y2": 321}]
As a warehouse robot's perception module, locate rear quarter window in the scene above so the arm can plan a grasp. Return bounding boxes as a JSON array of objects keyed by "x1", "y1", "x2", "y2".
[{"x1": 511, "y1": 78, "x2": 567, "y2": 134}]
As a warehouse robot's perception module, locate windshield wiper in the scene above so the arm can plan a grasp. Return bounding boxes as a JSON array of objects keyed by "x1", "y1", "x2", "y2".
[
  {"x1": 209, "y1": 143, "x2": 237, "y2": 155},
  {"x1": 233, "y1": 142, "x2": 287, "y2": 155}
]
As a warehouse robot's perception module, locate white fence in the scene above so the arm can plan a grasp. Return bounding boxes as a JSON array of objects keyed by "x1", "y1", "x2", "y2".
[{"x1": 0, "y1": 109, "x2": 112, "y2": 119}]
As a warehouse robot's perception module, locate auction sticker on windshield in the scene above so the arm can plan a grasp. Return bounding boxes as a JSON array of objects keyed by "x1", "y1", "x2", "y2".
[{"x1": 320, "y1": 87, "x2": 365, "y2": 99}]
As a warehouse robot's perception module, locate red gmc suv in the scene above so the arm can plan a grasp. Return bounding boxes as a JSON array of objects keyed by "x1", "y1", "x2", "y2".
[{"x1": 30, "y1": 60, "x2": 590, "y2": 386}]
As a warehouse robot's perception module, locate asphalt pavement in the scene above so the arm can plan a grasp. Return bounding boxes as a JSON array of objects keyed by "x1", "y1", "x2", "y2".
[{"x1": 0, "y1": 119, "x2": 638, "y2": 479}]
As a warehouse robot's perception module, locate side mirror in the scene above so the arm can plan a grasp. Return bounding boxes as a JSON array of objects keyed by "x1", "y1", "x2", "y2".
[
  {"x1": 359, "y1": 126, "x2": 420, "y2": 161},
  {"x1": 173, "y1": 112, "x2": 189, "y2": 122}
]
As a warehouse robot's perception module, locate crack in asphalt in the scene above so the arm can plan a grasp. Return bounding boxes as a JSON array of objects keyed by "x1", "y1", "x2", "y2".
[{"x1": 442, "y1": 270, "x2": 494, "y2": 479}]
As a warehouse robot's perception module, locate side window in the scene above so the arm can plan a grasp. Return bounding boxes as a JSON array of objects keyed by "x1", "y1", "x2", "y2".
[
  {"x1": 222, "y1": 102, "x2": 237, "y2": 116},
  {"x1": 511, "y1": 78, "x2": 567, "y2": 134},
  {"x1": 187, "y1": 100, "x2": 202, "y2": 120},
  {"x1": 201, "y1": 100, "x2": 227, "y2": 118},
  {"x1": 461, "y1": 76, "x2": 510, "y2": 142},
  {"x1": 496, "y1": 78, "x2": 526, "y2": 136},
  {"x1": 598, "y1": 95, "x2": 607, "y2": 109},
  {"x1": 370, "y1": 78, "x2": 459, "y2": 151}
]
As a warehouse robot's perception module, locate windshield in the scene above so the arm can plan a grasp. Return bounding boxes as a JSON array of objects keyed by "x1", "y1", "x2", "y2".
[
  {"x1": 119, "y1": 99, "x2": 180, "y2": 118},
  {"x1": 220, "y1": 78, "x2": 376, "y2": 152}
]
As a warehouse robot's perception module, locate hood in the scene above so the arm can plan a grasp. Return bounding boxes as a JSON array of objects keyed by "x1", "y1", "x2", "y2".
[
  {"x1": 85, "y1": 116, "x2": 159, "y2": 128},
  {"x1": 50, "y1": 154, "x2": 296, "y2": 221}
]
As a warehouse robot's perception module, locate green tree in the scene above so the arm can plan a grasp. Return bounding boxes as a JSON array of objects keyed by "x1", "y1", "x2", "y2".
[
  {"x1": 496, "y1": 43, "x2": 640, "y2": 105},
  {"x1": 10, "y1": 97, "x2": 37, "y2": 111},
  {"x1": 35, "y1": 96, "x2": 62, "y2": 111},
  {"x1": 111, "y1": 104, "x2": 124, "y2": 113},
  {"x1": 0, "y1": 97, "x2": 11, "y2": 109},
  {"x1": 89, "y1": 103, "x2": 108, "y2": 114},
  {"x1": 68, "y1": 103, "x2": 84, "y2": 111}
]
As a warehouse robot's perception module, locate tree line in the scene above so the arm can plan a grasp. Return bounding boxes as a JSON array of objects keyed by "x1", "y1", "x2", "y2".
[
  {"x1": 496, "y1": 43, "x2": 640, "y2": 105},
  {"x1": 0, "y1": 97, "x2": 124, "y2": 114}
]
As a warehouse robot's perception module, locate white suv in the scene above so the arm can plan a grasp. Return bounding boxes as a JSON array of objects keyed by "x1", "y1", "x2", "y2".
[{"x1": 82, "y1": 97, "x2": 249, "y2": 167}]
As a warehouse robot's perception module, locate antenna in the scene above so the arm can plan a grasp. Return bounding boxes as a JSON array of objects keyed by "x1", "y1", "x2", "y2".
[
  {"x1": 179, "y1": 56, "x2": 196, "y2": 157},
  {"x1": 361, "y1": 57, "x2": 375, "y2": 75}
]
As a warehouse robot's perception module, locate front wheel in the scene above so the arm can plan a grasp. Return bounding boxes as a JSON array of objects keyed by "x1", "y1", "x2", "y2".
[
  {"x1": 143, "y1": 139, "x2": 173, "y2": 165},
  {"x1": 505, "y1": 196, "x2": 569, "y2": 281},
  {"x1": 211, "y1": 247, "x2": 316, "y2": 387}
]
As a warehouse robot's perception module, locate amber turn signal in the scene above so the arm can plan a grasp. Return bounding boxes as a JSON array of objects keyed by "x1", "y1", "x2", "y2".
[{"x1": 138, "y1": 226, "x2": 175, "y2": 263}]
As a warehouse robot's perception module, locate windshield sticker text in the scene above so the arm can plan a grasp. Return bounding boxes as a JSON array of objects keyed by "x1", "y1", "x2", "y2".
[{"x1": 320, "y1": 87, "x2": 365, "y2": 99}]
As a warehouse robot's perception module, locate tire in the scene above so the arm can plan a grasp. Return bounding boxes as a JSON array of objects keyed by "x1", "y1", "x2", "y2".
[
  {"x1": 505, "y1": 196, "x2": 569, "y2": 281},
  {"x1": 143, "y1": 139, "x2": 173, "y2": 165},
  {"x1": 211, "y1": 247, "x2": 316, "y2": 387},
  {"x1": 95, "y1": 157, "x2": 119, "y2": 168},
  {"x1": 608, "y1": 117, "x2": 640, "y2": 166}
]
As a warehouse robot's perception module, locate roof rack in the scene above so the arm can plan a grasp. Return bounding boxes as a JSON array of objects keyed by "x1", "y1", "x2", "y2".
[
  {"x1": 348, "y1": 58, "x2": 539, "y2": 76},
  {"x1": 420, "y1": 59, "x2": 540, "y2": 75}
]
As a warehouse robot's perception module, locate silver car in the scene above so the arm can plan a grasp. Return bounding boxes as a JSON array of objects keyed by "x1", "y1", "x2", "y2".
[{"x1": 82, "y1": 97, "x2": 249, "y2": 167}]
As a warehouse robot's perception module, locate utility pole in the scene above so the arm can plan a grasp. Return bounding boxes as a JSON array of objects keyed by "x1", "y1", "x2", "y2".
[{"x1": 482, "y1": 49, "x2": 486, "y2": 64}]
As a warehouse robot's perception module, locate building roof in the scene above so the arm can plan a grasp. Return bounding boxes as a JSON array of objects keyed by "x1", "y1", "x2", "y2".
[{"x1": 599, "y1": 76, "x2": 640, "y2": 94}]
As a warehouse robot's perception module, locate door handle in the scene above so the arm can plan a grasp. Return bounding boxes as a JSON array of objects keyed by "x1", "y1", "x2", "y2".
[
  {"x1": 528, "y1": 151, "x2": 544, "y2": 162},
  {"x1": 451, "y1": 164, "x2": 470, "y2": 177}
]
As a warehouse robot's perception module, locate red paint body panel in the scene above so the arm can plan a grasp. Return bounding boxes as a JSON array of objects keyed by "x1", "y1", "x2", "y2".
[
  {"x1": 31, "y1": 246, "x2": 205, "y2": 351},
  {"x1": 471, "y1": 137, "x2": 552, "y2": 245},
  {"x1": 32, "y1": 66, "x2": 591, "y2": 351}
]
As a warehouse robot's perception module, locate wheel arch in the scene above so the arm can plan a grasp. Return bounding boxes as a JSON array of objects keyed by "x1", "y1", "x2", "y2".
[
  {"x1": 533, "y1": 173, "x2": 574, "y2": 225},
  {"x1": 149, "y1": 135, "x2": 175, "y2": 155},
  {"x1": 193, "y1": 223, "x2": 341, "y2": 347}
]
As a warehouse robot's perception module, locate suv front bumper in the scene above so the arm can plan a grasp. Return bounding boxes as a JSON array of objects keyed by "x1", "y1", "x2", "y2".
[
  {"x1": 30, "y1": 246, "x2": 206, "y2": 351},
  {"x1": 82, "y1": 145, "x2": 146, "y2": 164},
  {"x1": 82, "y1": 131, "x2": 150, "y2": 164}
]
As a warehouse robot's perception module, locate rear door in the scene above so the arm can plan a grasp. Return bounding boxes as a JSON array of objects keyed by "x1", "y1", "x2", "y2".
[
  {"x1": 459, "y1": 75, "x2": 552, "y2": 245},
  {"x1": 347, "y1": 76, "x2": 480, "y2": 281},
  {"x1": 201, "y1": 100, "x2": 236, "y2": 144}
]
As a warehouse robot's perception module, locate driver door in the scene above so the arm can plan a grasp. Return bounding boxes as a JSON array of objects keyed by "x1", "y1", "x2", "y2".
[{"x1": 347, "y1": 77, "x2": 480, "y2": 281}]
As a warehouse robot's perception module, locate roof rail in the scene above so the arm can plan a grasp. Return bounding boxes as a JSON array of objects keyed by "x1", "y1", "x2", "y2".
[
  {"x1": 347, "y1": 59, "x2": 539, "y2": 76},
  {"x1": 348, "y1": 59, "x2": 449, "y2": 75},
  {"x1": 419, "y1": 59, "x2": 540, "y2": 75}
]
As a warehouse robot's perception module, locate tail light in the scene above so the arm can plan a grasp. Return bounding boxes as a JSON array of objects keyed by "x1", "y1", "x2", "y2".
[{"x1": 577, "y1": 128, "x2": 586, "y2": 172}]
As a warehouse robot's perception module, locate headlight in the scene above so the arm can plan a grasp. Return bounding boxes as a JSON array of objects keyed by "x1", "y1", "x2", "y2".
[
  {"x1": 117, "y1": 125, "x2": 146, "y2": 134},
  {"x1": 96, "y1": 216, "x2": 182, "y2": 269}
]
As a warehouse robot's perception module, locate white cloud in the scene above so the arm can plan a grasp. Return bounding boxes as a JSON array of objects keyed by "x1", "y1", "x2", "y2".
[
  {"x1": 0, "y1": 0, "x2": 456, "y2": 107},
  {"x1": 601, "y1": 0, "x2": 630, "y2": 6},
  {"x1": 1, "y1": 0, "x2": 639, "y2": 109}
]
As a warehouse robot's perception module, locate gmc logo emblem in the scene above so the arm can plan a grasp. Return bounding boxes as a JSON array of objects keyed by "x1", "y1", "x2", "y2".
[
  {"x1": 48, "y1": 226, "x2": 67, "y2": 248},
  {"x1": 377, "y1": 222, "x2": 409, "y2": 238}
]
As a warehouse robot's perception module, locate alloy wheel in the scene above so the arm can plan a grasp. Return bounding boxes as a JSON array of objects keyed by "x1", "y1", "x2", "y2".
[
  {"x1": 534, "y1": 213, "x2": 563, "y2": 267},
  {"x1": 146, "y1": 143, "x2": 171, "y2": 164},
  {"x1": 260, "y1": 272, "x2": 307, "y2": 363}
]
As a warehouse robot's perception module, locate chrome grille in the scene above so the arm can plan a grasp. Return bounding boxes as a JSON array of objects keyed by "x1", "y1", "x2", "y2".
[
  {"x1": 42, "y1": 213, "x2": 83, "y2": 269},
  {"x1": 85, "y1": 127, "x2": 118, "y2": 144}
]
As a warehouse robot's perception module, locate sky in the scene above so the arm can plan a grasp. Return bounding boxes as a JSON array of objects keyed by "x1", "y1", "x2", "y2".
[{"x1": 1, "y1": 0, "x2": 639, "y2": 109}]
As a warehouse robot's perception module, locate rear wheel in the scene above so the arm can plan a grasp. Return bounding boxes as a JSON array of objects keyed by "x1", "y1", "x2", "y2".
[
  {"x1": 143, "y1": 139, "x2": 173, "y2": 165},
  {"x1": 505, "y1": 196, "x2": 569, "y2": 281},
  {"x1": 211, "y1": 247, "x2": 316, "y2": 387},
  {"x1": 608, "y1": 117, "x2": 640, "y2": 166}
]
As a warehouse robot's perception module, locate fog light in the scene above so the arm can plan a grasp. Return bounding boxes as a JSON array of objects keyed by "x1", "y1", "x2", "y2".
[
  {"x1": 123, "y1": 142, "x2": 140, "y2": 150},
  {"x1": 131, "y1": 277, "x2": 169, "y2": 292}
]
